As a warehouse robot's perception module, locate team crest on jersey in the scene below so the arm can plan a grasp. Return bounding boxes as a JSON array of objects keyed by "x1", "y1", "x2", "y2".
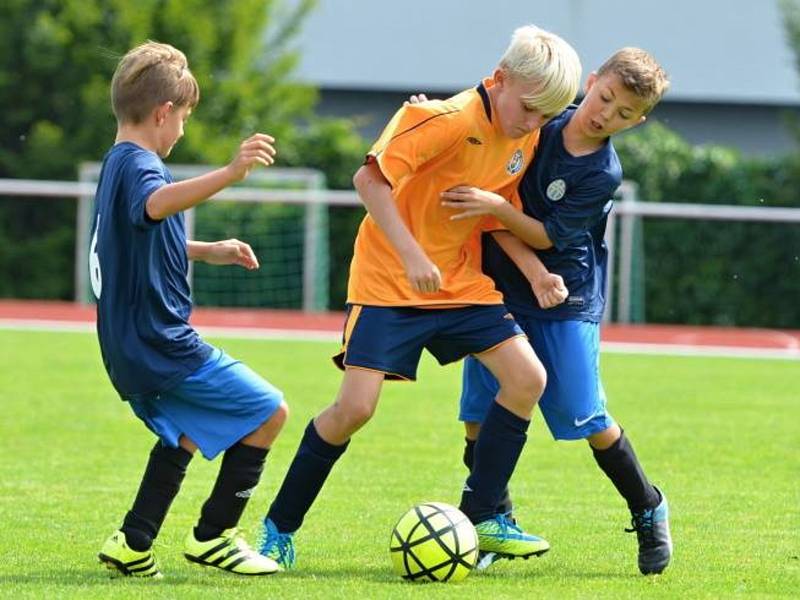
[
  {"x1": 506, "y1": 149, "x2": 524, "y2": 175},
  {"x1": 546, "y1": 178, "x2": 567, "y2": 201}
]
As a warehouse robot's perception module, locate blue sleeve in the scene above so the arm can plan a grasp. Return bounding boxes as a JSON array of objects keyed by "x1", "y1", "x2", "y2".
[
  {"x1": 542, "y1": 170, "x2": 619, "y2": 251},
  {"x1": 124, "y1": 151, "x2": 168, "y2": 229}
]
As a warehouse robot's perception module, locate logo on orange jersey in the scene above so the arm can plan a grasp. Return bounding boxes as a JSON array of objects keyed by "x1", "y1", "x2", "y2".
[
  {"x1": 506, "y1": 149, "x2": 524, "y2": 175},
  {"x1": 466, "y1": 136, "x2": 483, "y2": 145}
]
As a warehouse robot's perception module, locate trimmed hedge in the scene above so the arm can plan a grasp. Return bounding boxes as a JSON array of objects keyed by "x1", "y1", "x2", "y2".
[{"x1": 614, "y1": 123, "x2": 800, "y2": 327}]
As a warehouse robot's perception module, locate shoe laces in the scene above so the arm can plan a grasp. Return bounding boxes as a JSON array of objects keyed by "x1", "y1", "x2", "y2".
[
  {"x1": 625, "y1": 508, "x2": 656, "y2": 546},
  {"x1": 494, "y1": 512, "x2": 521, "y2": 535},
  {"x1": 260, "y1": 522, "x2": 294, "y2": 564},
  {"x1": 221, "y1": 528, "x2": 256, "y2": 553}
]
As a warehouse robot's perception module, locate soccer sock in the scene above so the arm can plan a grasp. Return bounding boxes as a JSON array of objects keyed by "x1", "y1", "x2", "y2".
[
  {"x1": 462, "y1": 437, "x2": 513, "y2": 515},
  {"x1": 459, "y1": 402, "x2": 529, "y2": 524},
  {"x1": 266, "y1": 419, "x2": 349, "y2": 533},
  {"x1": 122, "y1": 441, "x2": 193, "y2": 551},
  {"x1": 194, "y1": 442, "x2": 268, "y2": 542},
  {"x1": 591, "y1": 430, "x2": 660, "y2": 513}
]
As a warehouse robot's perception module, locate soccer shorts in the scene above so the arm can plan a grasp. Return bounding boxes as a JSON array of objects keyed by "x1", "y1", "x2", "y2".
[
  {"x1": 128, "y1": 347, "x2": 284, "y2": 459},
  {"x1": 460, "y1": 318, "x2": 615, "y2": 440},
  {"x1": 332, "y1": 304, "x2": 525, "y2": 381}
]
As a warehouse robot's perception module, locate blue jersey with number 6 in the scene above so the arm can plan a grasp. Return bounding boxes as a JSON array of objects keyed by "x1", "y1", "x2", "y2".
[{"x1": 89, "y1": 142, "x2": 211, "y2": 401}]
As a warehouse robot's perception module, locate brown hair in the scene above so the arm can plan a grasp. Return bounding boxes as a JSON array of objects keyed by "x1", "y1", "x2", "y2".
[
  {"x1": 111, "y1": 41, "x2": 199, "y2": 124},
  {"x1": 597, "y1": 48, "x2": 669, "y2": 114}
]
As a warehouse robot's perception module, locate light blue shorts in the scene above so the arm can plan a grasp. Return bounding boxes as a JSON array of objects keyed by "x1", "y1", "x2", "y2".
[
  {"x1": 460, "y1": 318, "x2": 614, "y2": 440},
  {"x1": 128, "y1": 347, "x2": 284, "y2": 459}
]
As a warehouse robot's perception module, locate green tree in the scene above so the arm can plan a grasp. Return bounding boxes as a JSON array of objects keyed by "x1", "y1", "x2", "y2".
[{"x1": 0, "y1": 0, "x2": 366, "y2": 300}]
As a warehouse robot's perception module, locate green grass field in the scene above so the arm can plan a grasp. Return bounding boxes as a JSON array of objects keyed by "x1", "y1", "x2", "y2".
[{"x1": 0, "y1": 329, "x2": 798, "y2": 599}]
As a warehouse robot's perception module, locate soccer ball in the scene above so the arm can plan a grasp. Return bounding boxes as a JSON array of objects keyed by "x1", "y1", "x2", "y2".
[{"x1": 389, "y1": 502, "x2": 479, "y2": 582}]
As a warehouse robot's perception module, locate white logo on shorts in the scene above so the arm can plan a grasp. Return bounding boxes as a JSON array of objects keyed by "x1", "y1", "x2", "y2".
[
  {"x1": 574, "y1": 413, "x2": 598, "y2": 427},
  {"x1": 546, "y1": 179, "x2": 567, "y2": 201}
]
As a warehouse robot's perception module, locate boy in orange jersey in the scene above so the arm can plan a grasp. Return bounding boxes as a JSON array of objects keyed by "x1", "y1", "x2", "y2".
[{"x1": 258, "y1": 25, "x2": 582, "y2": 570}]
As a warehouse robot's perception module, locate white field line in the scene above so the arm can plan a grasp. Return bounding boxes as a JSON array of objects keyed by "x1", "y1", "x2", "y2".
[
  {"x1": 600, "y1": 341, "x2": 800, "y2": 361},
  {"x1": 0, "y1": 319, "x2": 340, "y2": 342},
  {"x1": 1, "y1": 318, "x2": 798, "y2": 360}
]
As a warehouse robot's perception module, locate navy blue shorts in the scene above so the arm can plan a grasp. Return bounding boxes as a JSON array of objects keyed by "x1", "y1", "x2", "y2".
[
  {"x1": 128, "y1": 347, "x2": 284, "y2": 459},
  {"x1": 332, "y1": 304, "x2": 525, "y2": 380},
  {"x1": 460, "y1": 318, "x2": 615, "y2": 440}
]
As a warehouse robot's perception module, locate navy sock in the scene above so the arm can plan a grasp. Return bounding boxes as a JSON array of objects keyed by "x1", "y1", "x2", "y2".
[
  {"x1": 592, "y1": 430, "x2": 660, "y2": 513},
  {"x1": 459, "y1": 403, "x2": 529, "y2": 524},
  {"x1": 462, "y1": 437, "x2": 513, "y2": 515},
  {"x1": 194, "y1": 442, "x2": 268, "y2": 541},
  {"x1": 266, "y1": 420, "x2": 349, "y2": 533},
  {"x1": 122, "y1": 442, "x2": 193, "y2": 551}
]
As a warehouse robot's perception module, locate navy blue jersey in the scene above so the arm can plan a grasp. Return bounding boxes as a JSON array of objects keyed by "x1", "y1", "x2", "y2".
[
  {"x1": 483, "y1": 107, "x2": 622, "y2": 322},
  {"x1": 89, "y1": 142, "x2": 212, "y2": 400}
]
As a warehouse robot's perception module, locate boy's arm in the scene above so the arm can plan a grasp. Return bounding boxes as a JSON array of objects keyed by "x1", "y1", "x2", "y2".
[
  {"x1": 353, "y1": 161, "x2": 441, "y2": 293},
  {"x1": 442, "y1": 186, "x2": 553, "y2": 249},
  {"x1": 146, "y1": 133, "x2": 276, "y2": 220},
  {"x1": 491, "y1": 231, "x2": 567, "y2": 309},
  {"x1": 187, "y1": 239, "x2": 259, "y2": 270}
]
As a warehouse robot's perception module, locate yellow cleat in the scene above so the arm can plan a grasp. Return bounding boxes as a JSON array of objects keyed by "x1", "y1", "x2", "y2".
[
  {"x1": 474, "y1": 514, "x2": 550, "y2": 559},
  {"x1": 98, "y1": 530, "x2": 163, "y2": 579},
  {"x1": 184, "y1": 528, "x2": 280, "y2": 575}
]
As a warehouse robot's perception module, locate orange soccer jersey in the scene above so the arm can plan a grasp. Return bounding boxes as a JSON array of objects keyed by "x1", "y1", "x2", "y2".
[{"x1": 347, "y1": 77, "x2": 539, "y2": 307}]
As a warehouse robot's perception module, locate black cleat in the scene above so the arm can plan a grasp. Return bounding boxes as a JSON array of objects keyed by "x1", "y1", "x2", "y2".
[{"x1": 626, "y1": 486, "x2": 673, "y2": 575}]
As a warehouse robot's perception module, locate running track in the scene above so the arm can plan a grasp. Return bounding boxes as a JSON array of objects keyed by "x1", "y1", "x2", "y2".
[{"x1": 1, "y1": 300, "x2": 798, "y2": 360}]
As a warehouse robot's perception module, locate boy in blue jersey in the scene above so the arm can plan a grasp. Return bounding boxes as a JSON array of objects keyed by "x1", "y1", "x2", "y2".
[
  {"x1": 439, "y1": 48, "x2": 673, "y2": 575},
  {"x1": 91, "y1": 41, "x2": 287, "y2": 578}
]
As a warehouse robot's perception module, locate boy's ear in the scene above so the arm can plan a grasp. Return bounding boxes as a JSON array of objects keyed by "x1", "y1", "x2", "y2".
[
  {"x1": 584, "y1": 71, "x2": 599, "y2": 94},
  {"x1": 492, "y1": 67, "x2": 506, "y2": 87},
  {"x1": 154, "y1": 101, "x2": 174, "y2": 126}
]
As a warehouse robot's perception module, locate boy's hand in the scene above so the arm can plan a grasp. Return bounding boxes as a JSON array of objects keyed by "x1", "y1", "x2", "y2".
[
  {"x1": 531, "y1": 272, "x2": 568, "y2": 308},
  {"x1": 441, "y1": 186, "x2": 507, "y2": 220},
  {"x1": 403, "y1": 249, "x2": 442, "y2": 294},
  {"x1": 403, "y1": 93, "x2": 429, "y2": 106},
  {"x1": 202, "y1": 239, "x2": 260, "y2": 270},
  {"x1": 227, "y1": 133, "x2": 277, "y2": 181}
]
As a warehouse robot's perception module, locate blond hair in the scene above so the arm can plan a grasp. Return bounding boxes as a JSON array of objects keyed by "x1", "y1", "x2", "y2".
[
  {"x1": 111, "y1": 41, "x2": 200, "y2": 124},
  {"x1": 498, "y1": 25, "x2": 582, "y2": 116},
  {"x1": 597, "y1": 48, "x2": 669, "y2": 113}
]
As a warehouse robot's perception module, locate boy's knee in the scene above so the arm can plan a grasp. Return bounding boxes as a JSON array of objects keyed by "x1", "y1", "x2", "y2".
[
  {"x1": 503, "y1": 360, "x2": 546, "y2": 406},
  {"x1": 342, "y1": 400, "x2": 376, "y2": 430},
  {"x1": 268, "y1": 400, "x2": 289, "y2": 427}
]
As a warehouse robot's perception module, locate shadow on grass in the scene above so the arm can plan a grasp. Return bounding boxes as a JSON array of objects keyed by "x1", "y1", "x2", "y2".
[
  {"x1": 0, "y1": 561, "x2": 642, "y2": 588},
  {"x1": 0, "y1": 564, "x2": 397, "y2": 587}
]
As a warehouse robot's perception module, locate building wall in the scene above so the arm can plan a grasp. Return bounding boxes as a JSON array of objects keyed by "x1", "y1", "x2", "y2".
[
  {"x1": 313, "y1": 89, "x2": 800, "y2": 157},
  {"x1": 291, "y1": 0, "x2": 800, "y2": 156}
]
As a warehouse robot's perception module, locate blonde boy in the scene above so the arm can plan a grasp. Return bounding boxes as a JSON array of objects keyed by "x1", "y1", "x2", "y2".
[{"x1": 258, "y1": 25, "x2": 581, "y2": 570}]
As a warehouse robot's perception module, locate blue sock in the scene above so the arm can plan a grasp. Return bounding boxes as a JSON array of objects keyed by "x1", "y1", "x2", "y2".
[
  {"x1": 266, "y1": 420, "x2": 349, "y2": 533},
  {"x1": 460, "y1": 402, "x2": 529, "y2": 524}
]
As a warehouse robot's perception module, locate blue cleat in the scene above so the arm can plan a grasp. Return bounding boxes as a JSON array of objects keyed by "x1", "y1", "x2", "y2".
[
  {"x1": 258, "y1": 518, "x2": 295, "y2": 570},
  {"x1": 626, "y1": 486, "x2": 672, "y2": 575}
]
